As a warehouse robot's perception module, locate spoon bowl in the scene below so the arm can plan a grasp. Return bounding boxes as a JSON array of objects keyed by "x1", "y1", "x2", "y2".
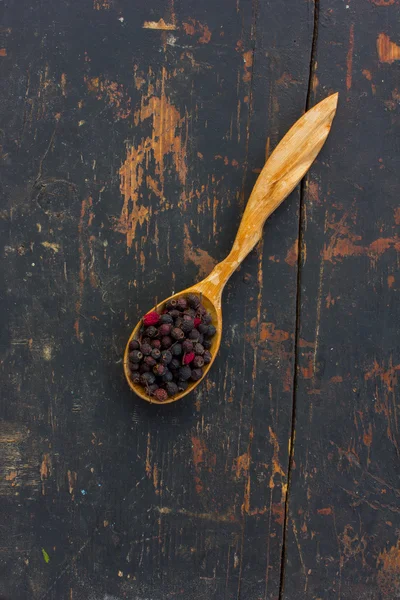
[{"x1": 124, "y1": 93, "x2": 339, "y2": 403}]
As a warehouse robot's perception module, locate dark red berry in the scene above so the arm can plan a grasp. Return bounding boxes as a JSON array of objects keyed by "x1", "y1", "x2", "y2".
[
  {"x1": 198, "y1": 324, "x2": 209, "y2": 335},
  {"x1": 129, "y1": 350, "x2": 143, "y2": 362},
  {"x1": 153, "y1": 363, "x2": 166, "y2": 376},
  {"x1": 140, "y1": 372, "x2": 156, "y2": 385},
  {"x1": 206, "y1": 325, "x2": 216, "y2": 337},
  {"x1": 140, "y1": 363, "x2": 151, "y2": 374},
  {"x1": 193, "y1": 355, "x2": 204, "y2": 368},
  {"x1": 151, "y1": 339, "x2": 161, "y2": 349},
  {"x1": 171, "y1": 327, "x2": 184, "y2": 340},
  {"x1": 144, "y1": 356, "x2": 156, "y2": 367},
  {"x1": 130, "y1": 362, "x2": 140, "y2": 372},
  {"x1": 161, "y1": 336, "x2": 173, "y2": 348},
  {"x1": 159, "y1": 314, "x2": 173, "y2": 325},
  {"x1": 178, "y1": 365, "x2": 192, "y2": 381},
  {"x1": 194, "y1": 318, "x2": 202, "y2": 327},
  {"x1": 182, "y1": 340, "x2": 193, "y2": 353},
  {"x1": 154, "y1": 388, "x2": 168, "y2": 402},
  {"x1": 203, "y1": 339, "x2": 212, "y2": 350},
  {"x1": 203, "y1": 350, "x2": 212, "y2": 364},
  {"x1": 129, "y1": 340, "x2": 140, "y2": 351},
  {"x1": 190, "y1": 368, "x2": 203, "y2": 381},
  {"x1": 183, "y1": 351, "x2": 195, "y2": 365},
  {"x1": 177, "y1": 298, "x2": 188, "y2": 311},
  {"x1": 177, "y1": 380, "x2": 189, "y2": 392},
  {"x1": 166, "y1": 382, "x2": 179, "y2": 396},
  {"x1": 166, "y1": 299, "x2": 178, "y2": 310},
  {"x1": 151, "y1": 348, "x2": 161, "y2": 360},
  {"x1": 158, "y1": 323, "x2": 172, "y2": 336},
  {"x1": 188, "y1": 329, "x2": 200, "y2": 341},
  {"x1": 171, "y1": 343, "x2": 182, "y2": 356},
  {"x1": 161, "y1": 350, "x2": 172, "y2": 365},
  {"x1": 140, "y1": 343, "x2": 152, "y2": 356},
  {"x1": 181, "y1": 319, "x2": 194, "y2": 334},
  {"x1": 145, "y1": 326, "x2": 158, "y2": 338},
  {"x1": 143, "y1": 311, "x2": 160, "y2": 327},
  {"x1": 187, "y1": 294, "x2": 200, "y2": 309}
]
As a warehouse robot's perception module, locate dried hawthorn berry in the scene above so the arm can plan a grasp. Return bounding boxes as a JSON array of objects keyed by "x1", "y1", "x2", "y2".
[
  {"x1": 141, "y1": 337, "x2": 151, "y2": 345},
  {"x1": 171, "y1": 327, "x2": 185, "y2": 340},
  {"x1": 181, "y1": 319, "x2": 194, "y2": 334},
  {"x1": 166, "y1": 299, "x2": 178, "y2": 310},
  {"x1": 154, "y1": 388, "x2": 168, "y2": 402},
  {"x1": 194, "y1": 343, "x2": 204, "y2": 355},
  {"x1": 151, "y1": 339, "x2": 161, "y2": 349},
  {"x1": 188, "y1": 329, "x2": 200, "y2": 341},
  {"x1": 185, "y1": 308, "x2": 197, "y2": 318},
  {"x1": 187, "y1": 293, "x2": 200, "y2": 309},
  {"x1": 178, "y1": 365, "x2": 192, "y2": 381},
  {"x1": 203, "y1": 350, "x2": 212, "y2": 364},
  {"x1": 130, "y1": 363, "x2": 140, "y2": 372},
  {"x1": 174, "y1": 317, "x2": 184, "y2": 328},
  {"x1": 140, "y1": 363, "x2": 151, "y2": 374},
  {"x1": 161, "y1": 336, "x2": 172, "y2": 348},
  {"x1": 143, "y1": 312, "x2": 160, "y2": 327},
  {"x1": 193, "y1": 356, "x2": 204, "y2": 368},
  {"x1": 161, "y1": 350, "x2": 172, "y2": 365},
  {"x1": 144, "y1": 356, "x2": 156, "y2": 367},
  {"x1": 148, "y1": 384, "x2": 159, "y2": 395},
  {"x1": 177, "y1": 298, "x2": 188, "y2": 311},
  {"x1": 206, "y1": 325, "x2": 216, "y2": 337},
  {"x1": 169, "y1": 309, "x2": 180, "y2": 319},
  {"x1": 198, "y1": 324, "x2": 209, "y2": 335},
  {"x1": 130, "y1": 372, "x2": 140, "y2": 383},
  {"x1": 203, "y1": 312, "x2": 213, "y2": 324},
  {"x1": 153, "y1": 363, "x2": 166, "y2": 376},
  {"x1": 159, "y1": 314, "x2": 173, "y2": 325},
  {"x1": 171, "y1": 343, "x2": 182, "y2": 356},
  {"x1": 140, "y1": 372, "x2": 156, "y2": 385},
  {"x1": 158, "y1": 323, "x2": 172, "y2": 336},
  {"x1": 181, "y1": 339, "x2": 193, "y2": 353},
  {"x1": 140, "y1": 343, "x2": 152, "y2": 356},
  {"x1": 183, "y1": 352, "x2": 195, "y2": 365},
  {"x1": 190, "y1": 368, "x2": 203, "y2": 381},
  {"x1": 151, "y1": 348, "x2": 161, "y2": 360},
  {"x1": 203, "y1": 339, "x2": 212, "y2": 350},
  {"x1": 129, "y1": 350, "x2": 143, "y2": 363},
  {"x1": 145, "y1": 326, "x2": 158, "y2": 338},
  {"x1": 177, "y1": 380, "x2": 188, "y2": 392},
  {"x1": 129, "y1": 340, "x2": 140, "y2": 351},
  {"x1": 166, "y1": 381, "x2": 179, "y2": 396}
]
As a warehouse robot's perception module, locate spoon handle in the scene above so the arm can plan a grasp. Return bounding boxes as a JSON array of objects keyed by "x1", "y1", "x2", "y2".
[{"x1": 198, "y1": 93, "x2": 338, "y2": 305}]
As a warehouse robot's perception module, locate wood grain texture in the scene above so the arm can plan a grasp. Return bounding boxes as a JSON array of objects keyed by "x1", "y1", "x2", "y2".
[
  {"x1": 281, "y1": 1, "x2": 400, "y2": 599},
  {"x1": 0, "y1": 0, "x2": 312, "y2": 599}
]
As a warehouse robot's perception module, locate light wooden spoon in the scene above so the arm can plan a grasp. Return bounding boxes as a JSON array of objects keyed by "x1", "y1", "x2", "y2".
[{"x1": 124, "y1": 93, "x2": 338, "y2": 404}]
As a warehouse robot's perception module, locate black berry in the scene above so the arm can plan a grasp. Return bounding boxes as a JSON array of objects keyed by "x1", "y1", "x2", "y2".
[
  {"x1": 161, "y1": 336, "x2": 173, "y2": 348},
  {"x1": 171, "y1": 343, "x2": 182, "y2": 356},
  {"x1": 177, "y1": 298, "x2": 187, "y2": 311},
  {"x1": 129, "y1": 340, "x2": 140, "y2": 351},
  {"x1": 190, "y1": 368, "x2": 203, "y2": 381},
  {"x1": 159, "y1": 314, "x2": 173, "y2": 325},
  {"x1": 206, "y1": 325, "x2": 216, "y2": 337},
  {"x1": 140, "y1": 343, "x2": 152, "y2": 356},
  {"x1": 171, "y1": 327, "x2": 184, "y2": 340},
  {"x1": 178, "y1": 365, "x2": 192, "y2": 381},
  {"x1": 203, "y1": 350, "x2": 212, "y2": 364},
  {"x1": 193, "y1": 356, "x2": 204, "y2": 368},
  {"x1": 145, "y1": 326, "x2": 158, "y2": 338},
  {"x1": 182, "y1": 339, "x2": 193, "y2": 353},
  {"x1": 166, "y1": 299, "x2": 178, "y2": 310},
  {"x1": 129, "y1": 350, "x2": 143, "y2": 362},
  {"x1": 140, "y1": 372, "x2": 156, "y2": 385},
  {"x1": 161, "y1": 350, "x2": 172, "y2": 365},
  {"x1": 166, "y1": 382, "x2": 179, "y2": 396},
  {"x1": 194, "y1": 343, "x2": 204, "y2": 355}
]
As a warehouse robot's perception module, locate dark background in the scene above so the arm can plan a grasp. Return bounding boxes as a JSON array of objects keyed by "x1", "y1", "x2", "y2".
[{"x1": 0, "y1": 0, "x2": 399, "y2": 598}]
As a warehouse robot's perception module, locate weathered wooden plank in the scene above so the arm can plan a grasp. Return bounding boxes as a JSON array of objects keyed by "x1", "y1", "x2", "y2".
[
  {"x1": 282, "y1": 1, "x2": 400, "y2": 599},
  {"x1": 0, "y1": 1, "x2": 311, "y2": 599}
]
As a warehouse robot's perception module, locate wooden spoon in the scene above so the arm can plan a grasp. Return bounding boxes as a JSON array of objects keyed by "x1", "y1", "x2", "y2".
[{"x1": 124, "y1": 93, "x2": 338, "y2": 404}]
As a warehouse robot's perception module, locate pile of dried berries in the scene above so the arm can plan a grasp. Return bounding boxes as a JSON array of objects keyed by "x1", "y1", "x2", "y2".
[{"x1": 128, "y1": 294, "x2": 216, "y2": 401}]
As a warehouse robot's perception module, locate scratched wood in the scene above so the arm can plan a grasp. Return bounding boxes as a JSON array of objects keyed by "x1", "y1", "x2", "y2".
[
  {"x1": 281, "y1": 1, "x2": 400, "y2": 599},
  {"x1": 0, "y1": 1, "x2": 313, "y2": 599}
]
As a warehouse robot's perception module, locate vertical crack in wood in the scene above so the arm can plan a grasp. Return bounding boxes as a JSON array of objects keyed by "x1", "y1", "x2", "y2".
[{"x1": 277, "y1": 0, "x2": 320, "y2": 598}]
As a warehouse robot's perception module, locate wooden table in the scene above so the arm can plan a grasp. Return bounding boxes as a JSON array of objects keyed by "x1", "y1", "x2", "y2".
[{"x1": 1, "y1": 1, "x2": 399, "y2": 598}]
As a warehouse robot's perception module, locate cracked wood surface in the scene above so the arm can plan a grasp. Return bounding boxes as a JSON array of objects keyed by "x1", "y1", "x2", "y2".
[{"x1": 0, "y1": 0, "x2": 398, "y2": 599}]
